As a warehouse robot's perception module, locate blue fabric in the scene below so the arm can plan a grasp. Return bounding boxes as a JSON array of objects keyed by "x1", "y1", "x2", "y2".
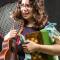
[
  {"x1": 22, "y1": 27, "x2": 37, "y2": 36},
  {"x1": 17, "y1": 44, "x2": 25, "y2": 60}
]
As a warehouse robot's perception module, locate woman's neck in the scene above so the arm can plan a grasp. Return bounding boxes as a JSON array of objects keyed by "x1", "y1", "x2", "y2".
[{"x1": 26, "y1": 18, "x2": 35, "y2": 27}]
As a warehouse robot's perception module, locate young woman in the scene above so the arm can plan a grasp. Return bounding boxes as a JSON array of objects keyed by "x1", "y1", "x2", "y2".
[{"x1": 4, "y1": 0, "x2": 60, "y2": 60}]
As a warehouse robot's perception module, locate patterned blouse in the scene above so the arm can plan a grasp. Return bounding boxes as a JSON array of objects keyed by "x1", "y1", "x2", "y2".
[{"x1": 17, "y1": 22, "x2": 59, "y2": 60}]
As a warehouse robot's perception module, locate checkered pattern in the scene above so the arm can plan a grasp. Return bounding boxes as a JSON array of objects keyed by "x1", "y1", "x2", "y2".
[{"x1": 0, "y1": 2, "x2": 16, "y2": 36}]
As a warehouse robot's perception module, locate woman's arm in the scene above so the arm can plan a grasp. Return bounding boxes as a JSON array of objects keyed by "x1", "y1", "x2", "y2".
[
  {"x1": 23, "y1": 37, "x2": 60, "y2": 56},
  {"x1": 37, "y1": 43, "x2": 60, "y2": 55}
]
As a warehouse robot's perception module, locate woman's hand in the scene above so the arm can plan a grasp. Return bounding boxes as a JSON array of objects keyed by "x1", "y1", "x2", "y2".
[
  {"x1": 4, "y1": 30, "x2": 17, "y2": 41},
  {"x1": 22, "y1": 40, "x2": 39, "y2": 53}
]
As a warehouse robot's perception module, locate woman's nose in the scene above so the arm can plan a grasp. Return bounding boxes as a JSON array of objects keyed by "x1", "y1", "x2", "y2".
[{"x1": 22, "y1": 7, "x2": 28, "y2": 12}]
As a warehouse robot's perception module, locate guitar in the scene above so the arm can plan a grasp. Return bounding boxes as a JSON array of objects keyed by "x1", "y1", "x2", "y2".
[{"x1": 25, "y1": 29, "x2": 54, "y2": 60}]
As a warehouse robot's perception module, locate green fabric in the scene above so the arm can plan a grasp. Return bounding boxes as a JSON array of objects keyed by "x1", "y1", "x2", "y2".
[
  {"x1": 40, "y1": 29, "x2": 53, "y2": 44},
  {"x1": 40, "y1": 29, "x2": 54, "y2": 60}
]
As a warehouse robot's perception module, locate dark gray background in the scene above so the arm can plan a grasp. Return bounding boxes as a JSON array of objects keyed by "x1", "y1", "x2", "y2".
[{"x1": 45, "y1": 0, "x2": 60, "y2": 31}]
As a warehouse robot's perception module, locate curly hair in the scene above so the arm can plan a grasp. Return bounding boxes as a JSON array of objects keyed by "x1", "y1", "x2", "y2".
[{"x1": 11, "y1": 0, "x2": 48, "y2": 30}]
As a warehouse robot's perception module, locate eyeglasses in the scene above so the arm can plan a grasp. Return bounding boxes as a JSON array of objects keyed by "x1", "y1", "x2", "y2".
[{"x1": 20, "y1": 4, "x2": 32, "y2": 8}]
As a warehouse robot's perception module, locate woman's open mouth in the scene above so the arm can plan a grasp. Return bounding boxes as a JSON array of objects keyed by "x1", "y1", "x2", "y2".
[
  {"x1": 24, "y1": 12, "x2": 29, "y2": 15},
  {"x1": 23, "y1": 13, "x2": 29, "y2": 17}
]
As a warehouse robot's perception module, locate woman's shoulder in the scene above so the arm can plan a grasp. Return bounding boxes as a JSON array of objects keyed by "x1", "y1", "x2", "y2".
[
  {"x1": 44, "y1": 22, "x2": 60, "y2": 42},
  {"x1": 44, "y1": 22, "x2": 60, "y2": 36},
  {"x1": 44, "y1": 22, "x2": 57, "y2": 31}
]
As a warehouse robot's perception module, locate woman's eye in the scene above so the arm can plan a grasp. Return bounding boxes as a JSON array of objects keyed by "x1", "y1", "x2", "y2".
[
  {"x1": 20, "y1": 4, "x2": 31, "y2": 7},
  {"x1": 26, "y1": 4, "x2": 30, "y2": 7}
]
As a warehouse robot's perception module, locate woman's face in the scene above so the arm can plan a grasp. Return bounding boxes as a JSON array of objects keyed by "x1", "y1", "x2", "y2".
[{"x1": 20, "y1": 0, "x2": 33, "y2": 20}]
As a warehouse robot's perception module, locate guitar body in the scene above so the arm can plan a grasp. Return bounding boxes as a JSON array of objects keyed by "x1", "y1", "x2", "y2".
[
  {"x1": 0, "y1": 39, "x2": 18, "y2": 60},
  {"x1": 25, "y1": 29, "x2": 54, "y2": 60}
]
